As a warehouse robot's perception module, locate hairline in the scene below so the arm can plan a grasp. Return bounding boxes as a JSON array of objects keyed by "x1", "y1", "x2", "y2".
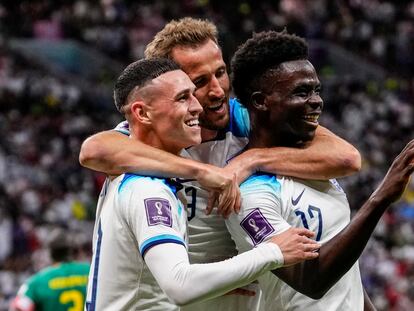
[{"x1": 122, "y1": 68, "x2": 184, "y2": 112}]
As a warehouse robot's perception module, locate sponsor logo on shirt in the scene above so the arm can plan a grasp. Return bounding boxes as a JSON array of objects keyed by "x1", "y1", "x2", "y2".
[
  {"x1": 291, "y1": 188, "x2": 305, "y2": 206},
  {"x1": 240, "y1": 208, "x2": 275, "y2": 245},
  {"x1": 145, "y1": 198, "x2": 172, "y2": 227}
]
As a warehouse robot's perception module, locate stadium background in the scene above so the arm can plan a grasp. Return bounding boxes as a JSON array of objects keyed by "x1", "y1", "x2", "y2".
[{"x1": 0, "y1": 0, "x2": 413, "y2": 310}]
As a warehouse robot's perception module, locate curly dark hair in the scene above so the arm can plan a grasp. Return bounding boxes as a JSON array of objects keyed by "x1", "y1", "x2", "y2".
[
  {"x1": 231, "y1": 30, "x2": 308, "y2": 108},
  {"x1": 114, "y1": 58, "x2": 180, "y2": 113}
]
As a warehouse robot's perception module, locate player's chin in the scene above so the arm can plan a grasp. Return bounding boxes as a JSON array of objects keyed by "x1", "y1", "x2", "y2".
[
  {"x1": 183, "y1": 127, "x2": 202, "y2": 146},
  {"x1": 202, "y1": 113, "x2": 229, "y2": 131},
  {"x1": 296, "y1": 120, "x2": 318, "y2": 138},
  {"x1": 298, "y1": 128, "x2": 317, "y2": 143}
]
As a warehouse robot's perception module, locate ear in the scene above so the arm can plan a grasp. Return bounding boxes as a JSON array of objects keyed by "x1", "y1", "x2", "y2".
[
  {"x1": 251, "y1": 91, "x2": 268, "y2": 111},
  {"x1": 130, "y1": 101, "x2": 152, "y2": 125}
]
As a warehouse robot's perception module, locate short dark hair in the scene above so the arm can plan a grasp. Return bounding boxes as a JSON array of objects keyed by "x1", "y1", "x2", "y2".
[
  {"x1": 113, "y1": 58, "x2": 181, "y2": 113},
  {"x1": 231, "y1": 30, "x2": 308, "y2": 108},
  {"x1": 48, "y1": 228, "x2": 72, "y2": 262}
]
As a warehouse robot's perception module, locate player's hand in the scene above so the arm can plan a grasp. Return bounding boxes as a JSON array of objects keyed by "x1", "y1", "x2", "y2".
[
  {"x1": 268, "y1": 227, "x2": 320, "y2": 266},
  {"x1": 224, "y1": 152, "x2": 255, "y2": 185},
  {"x1": 370, "y1": 139, "x2": 414, "y2": 205},
  {"x1": 196, "y1": 164, "x2": 241, "y2": 218}
]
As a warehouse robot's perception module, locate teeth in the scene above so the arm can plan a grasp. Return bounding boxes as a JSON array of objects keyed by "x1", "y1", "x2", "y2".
[
  {"x1": 209, "y1": 102, "x2": 223, "y2": 109},
  {"x1": 186, "y1": 120, "x2": 199, "y2": 127},
  {"x1": 304, "y1": 115, "x2": 319, "y2": 122}
]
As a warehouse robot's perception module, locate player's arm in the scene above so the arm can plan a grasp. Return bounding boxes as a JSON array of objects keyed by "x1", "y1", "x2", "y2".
[
  {"x1": 272, "y1": 140, "x2": 414, "y2": 299},
  {"x1": 144, "y1": 228, "x2": 319, "y2": 306},
  {"x1": 80, "y1": 130, "x2": 209, "y2": 178},
  {"x1": 80, "y1": 129, "x2": 241, "y2": 214},
  {"x1": 226, "y1": 126, "x2": 361, "y2": 182},
  {"x1": 10, "y1": 285, "x2": 35, "y2": 311},
  {"x1": 129, "y1": 179, "x2": 318, "y2": 306}
]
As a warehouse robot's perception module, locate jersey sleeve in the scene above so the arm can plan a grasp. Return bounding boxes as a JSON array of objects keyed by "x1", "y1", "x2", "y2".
[
  {"x1": 226, "y1": 174, "x2": 291, "y2": 251},
  {"x1": 10, "y1": 282, "x2": 36, "y2": 311},
  {"x1": 113, "y1": 120, "x2": 130, "y2": 136},
  {"x1": 144, "y1": 238, "x2": 283, "y2": 306},
  {"x1": 118, "y1": 175, "x2": 186, "y2": 256}
]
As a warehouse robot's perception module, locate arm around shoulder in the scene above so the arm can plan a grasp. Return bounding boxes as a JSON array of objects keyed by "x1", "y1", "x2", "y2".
[
  {"x1": 226, "y1": 125, "x2": 361, "y2": 182},
  {"x1": 79, "y1": 130, "x2": 213, "y2": 178},
  {"x1": 313, "y1": 126, "x2": 361, "y2": 177},
  {"x1": 79, "y1": 130, "x2": 130, "y2": 174}
]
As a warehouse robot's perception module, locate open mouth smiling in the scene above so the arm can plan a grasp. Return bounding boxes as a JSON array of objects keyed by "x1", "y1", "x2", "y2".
[
  {"x1": 207, "y1": 99, "x2": 226, "y2": 112},
  {"x1": 303, "y1": 113, "x2": 320, "y2": 124},
  {"x1": 185, "y1": 119, "x2": 200, "y2": 127}
]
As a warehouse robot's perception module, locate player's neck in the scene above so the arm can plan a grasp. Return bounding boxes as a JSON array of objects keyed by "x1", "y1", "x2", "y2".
[
  {"x1": 132, "y1": 131, "x2": 181, "y2": 155},
  {"x1": 201, "y1": 128, "x2": 218, "y2": 142},
  {"x1": 248, "y1": 128, "x2": 302, "y2": 149}
]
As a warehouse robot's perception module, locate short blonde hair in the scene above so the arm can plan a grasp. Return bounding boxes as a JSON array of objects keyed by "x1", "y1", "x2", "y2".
[{"x1": 145, "y1": 17, "x2": 218, "y2": 59}]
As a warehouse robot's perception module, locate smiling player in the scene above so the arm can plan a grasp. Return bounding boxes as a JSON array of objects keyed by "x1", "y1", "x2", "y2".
[
  {"x1": 226, "y1": 30, "x2": 414, "y2": 311},
  {"x1": 84, "y1": 58, "x2": 320, "y2": 311},
  {"x1": 79, "y1": 18, "x2": 361, "y2": 311}
]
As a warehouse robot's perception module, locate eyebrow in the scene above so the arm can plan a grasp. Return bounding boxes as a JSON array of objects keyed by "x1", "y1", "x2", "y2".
[
  {"x1": 292, "y1": 81, "x2": 321, "y2": 90},
  {"x1": 174, "y1": 87, "x2": 195, "y2": 100},
  {"x1": 191, "y1": 64, "x2": 226, "y2": 78}
]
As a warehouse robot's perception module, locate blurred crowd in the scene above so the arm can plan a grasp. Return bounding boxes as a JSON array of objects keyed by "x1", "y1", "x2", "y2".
[
  {"x1": 2, "y1": 0, "x2": 414, "y2": 76},
  {"x1": 0, "y1": 0, "x2": 413, "y2": 310}
]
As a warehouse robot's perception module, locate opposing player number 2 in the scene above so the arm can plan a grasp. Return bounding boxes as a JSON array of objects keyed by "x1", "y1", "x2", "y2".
[
  {"x1": 294, "y1": 205, "x2": 323, "y2": 241},
  {"x1": 59, "y1": 290, "x2": 84, "y2": 311}
]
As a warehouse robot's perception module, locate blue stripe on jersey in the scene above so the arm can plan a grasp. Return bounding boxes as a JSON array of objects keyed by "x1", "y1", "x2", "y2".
[
  {"x1": 140, "y1": 234, "x2": 186, "y2": 256},
  {"x1": 228, "y1": 98, "x2": 250, "y2": 137},
  {"x1": 113, "y1": 121, "x2": 130, "y2": 135},
  {"x1": 241, "y1": 173, "x2": 281, "y2": 194},
  {"x1": 118, "y1": 174, "x2": 182, "y2": 197},
  {"x1": 118, "y1": 174, "x2": 142, "y2": 193},
  {"x1": 88, "y1": 220, "x2": 103, "y2": 311},
  {"x1": 114, "y1": 128, "x2": 129, "y2": 136}
]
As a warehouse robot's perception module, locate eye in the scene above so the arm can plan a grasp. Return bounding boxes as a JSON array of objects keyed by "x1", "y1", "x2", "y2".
[
  {"x1": 193, "y1": 77, "x2": 207, "y2": 89},
  {"x1": 216, "y1": 67, "x2": 226, "y2": 78},
  {"x1": 294, "y1": 90, "x2": 309, "y2": 98},
  {"x1": 177, "y1": 94, "x2": 189, "y2": 102}
]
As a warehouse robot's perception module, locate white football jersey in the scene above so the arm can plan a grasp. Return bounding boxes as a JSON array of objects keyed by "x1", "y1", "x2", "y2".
[
  {"x1": 85, "y1": 174, "x2": 187, "y2": 311},
  {"x1": 226, "y1": 174, "x2": 364, "y2": 311},
  {"x1": 112, "y1": 99, "x2": 262, "y2": 311}
]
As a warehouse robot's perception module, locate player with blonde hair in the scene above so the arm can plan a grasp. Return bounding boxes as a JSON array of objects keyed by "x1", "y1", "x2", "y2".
[
  {"x1": 80, "y1": 17, "x2": 361, "y2": 311},
  {"x1": 84, "y1": 58, "x2": 320, "y2": 311}
]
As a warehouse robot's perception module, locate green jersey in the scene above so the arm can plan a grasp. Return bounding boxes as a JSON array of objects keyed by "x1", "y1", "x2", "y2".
[{"x1": 12, "y1": 262, "x2": 90, "y2": 311}]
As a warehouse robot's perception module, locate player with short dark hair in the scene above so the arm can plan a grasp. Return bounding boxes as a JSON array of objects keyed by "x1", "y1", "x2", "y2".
[
  {"x1": 226, "y1": 30, "x2": 414, "y2": 311},
  {"x1": 10, "y1": 228, "x2": 90, "y2": 311},
  {"x1": 84, "y1": 58, "x2": 320, "y2": 311},
  {"x1": 113, "y1": 57, "x2": 181, "y2": 113},
  {"x1": 79, "y1": 17, "x2": 361, "y2": 311}
]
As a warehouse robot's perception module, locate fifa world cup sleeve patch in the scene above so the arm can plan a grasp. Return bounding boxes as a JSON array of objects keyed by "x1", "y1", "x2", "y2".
[
  {"x1": 240, "y1": 208, "x2": 275, "y2": 245},
  {"x1": 145, "y1": 198, "x2": 172, "y2": 227}
]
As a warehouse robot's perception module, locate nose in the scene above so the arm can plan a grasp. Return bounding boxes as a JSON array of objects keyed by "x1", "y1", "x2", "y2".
[
  {"x1": 208, "y1": 76, "x2": 225, "y2": 99},
  {"x1": 190, "y1": 95, "x2": 203, "y2": 114},
  {"x1": 308, "y1": 92, "x2": 323, "y2": 110}
]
